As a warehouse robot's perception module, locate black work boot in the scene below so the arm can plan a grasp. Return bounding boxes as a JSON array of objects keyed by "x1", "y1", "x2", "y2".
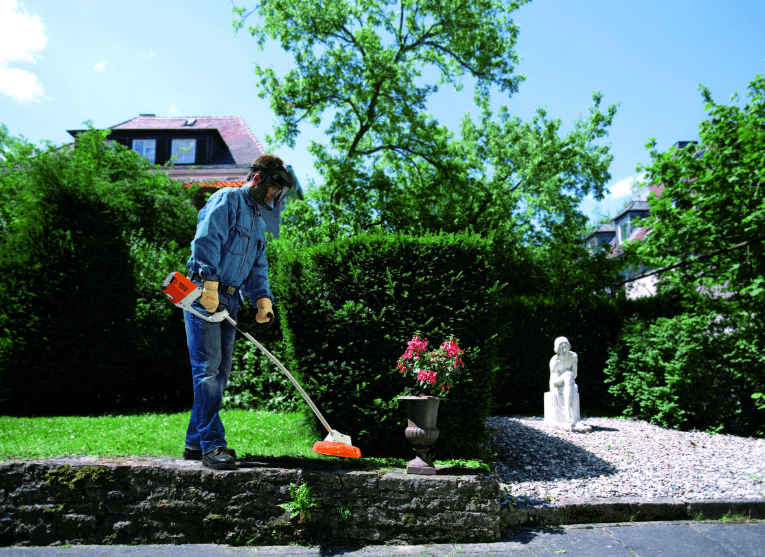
[
  {"x1": 184, "y1": 447, "x2": 236, "y2": 461},
  {"x1": 202, "y1": 447, "x2": 237, "y2": 470}
]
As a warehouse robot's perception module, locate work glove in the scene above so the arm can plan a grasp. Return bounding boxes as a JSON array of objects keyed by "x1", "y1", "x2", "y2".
[
  {"x1": 201, "y1": 281, "x2": 219, "y2": 313},
  {"x1": 242, "y1": 297, "x2": 275, "y2": 335},
  {"x1": 256, "y1": 297, "x2": 274, "y2": 323}
]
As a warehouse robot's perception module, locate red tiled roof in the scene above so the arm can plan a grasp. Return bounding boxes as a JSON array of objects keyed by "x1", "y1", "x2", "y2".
[
  {"x1": 183, "y1": 180, "x2": 246, "y2": 189},
  {"x1": 109, "y1": 115, "x2": 265, "y2": 165}
]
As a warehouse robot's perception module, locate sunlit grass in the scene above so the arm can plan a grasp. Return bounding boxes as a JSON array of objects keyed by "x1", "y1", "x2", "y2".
[
  {"x1": 0, "y1": 411, "x2": 488, "y2": 471},
  {"x1": 0, "y1": 410, "x2": 320, "y2": 461}
]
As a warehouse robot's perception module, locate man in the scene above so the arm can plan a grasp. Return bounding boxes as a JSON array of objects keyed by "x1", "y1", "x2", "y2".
[{"x1": 182, "y1": 155, "x2": 294, "y2": 470}]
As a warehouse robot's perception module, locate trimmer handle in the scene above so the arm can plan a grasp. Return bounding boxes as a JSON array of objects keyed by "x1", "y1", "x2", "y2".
[
  {"x1": 242, "y1": 312, "x2": 275, "y2": 334},
  {"x1": 161, "y1": 271, "x2": 229, "y2": 323}
]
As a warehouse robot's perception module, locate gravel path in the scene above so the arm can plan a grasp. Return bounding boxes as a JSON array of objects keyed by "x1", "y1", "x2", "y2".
[{"x1": 486, "y1": 415, "x2": 765, "y2": 508}]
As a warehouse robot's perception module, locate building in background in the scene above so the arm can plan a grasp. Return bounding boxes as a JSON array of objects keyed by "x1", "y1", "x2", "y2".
[
  {"x1": 67, "y1": 114, "x2": 304, "y2": 239},
  {"x1": 584, "y1": 141, "x2": 702, "y2": 299}
]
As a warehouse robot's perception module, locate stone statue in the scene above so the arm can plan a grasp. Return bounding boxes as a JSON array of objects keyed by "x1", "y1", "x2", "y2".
[{"x1": 544, "y1": 337, "x2": 591, "y2": 431}]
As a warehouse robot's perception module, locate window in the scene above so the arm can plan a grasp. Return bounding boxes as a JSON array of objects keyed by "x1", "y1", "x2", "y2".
[
  {"x1": 171, "y1": 139, "x2": 196, "y2": 164},
  {"x1": 617, "y1": 216, "x2": 631, "y2": 244},
  {"x1": 132, "y1": 139, "x2": 156, "y2": 164}
]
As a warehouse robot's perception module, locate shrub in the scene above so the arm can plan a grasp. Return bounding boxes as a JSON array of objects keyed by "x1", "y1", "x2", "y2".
[
  {"x1": 223, "y1": 332, "x2": 301, "y2": 413},
  {"x1": 0, "y1": 127, "x2": 198, "y2": 415},
  {"x1": 269, "y1": 231, "x2": 505, "y2": 459},
  {"x1": 603, "y1": 311, "x2": 765, "y2": 437}
]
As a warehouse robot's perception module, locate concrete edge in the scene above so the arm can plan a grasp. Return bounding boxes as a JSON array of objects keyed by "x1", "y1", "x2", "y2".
[{"x1": 499, "y1": 498, "x2": 765, "y2": 527}]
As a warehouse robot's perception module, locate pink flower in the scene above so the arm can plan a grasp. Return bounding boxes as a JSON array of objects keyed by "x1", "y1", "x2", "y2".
[
  {"x1": 417, "y1": 370, "x2": 437, "y2": 384},
  {"x1": 441, "y1": 338, "x2": 462, "y2": 358},
  {"x1": 406, "y1": 336, "x2": 428, "y2": 358}
]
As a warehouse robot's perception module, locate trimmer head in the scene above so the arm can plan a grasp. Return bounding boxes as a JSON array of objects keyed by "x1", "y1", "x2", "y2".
[
  {"x1": 312, "y1": 441, "x2": 362, "y2": 458},
  {"x1": 312, "y1": 430, "x2": 362, "y2": 458}
]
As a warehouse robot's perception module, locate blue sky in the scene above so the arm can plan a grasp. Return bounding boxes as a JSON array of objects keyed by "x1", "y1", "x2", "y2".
[{"x1": 1, "y1": 0, "x2": 763, "y2": 224}]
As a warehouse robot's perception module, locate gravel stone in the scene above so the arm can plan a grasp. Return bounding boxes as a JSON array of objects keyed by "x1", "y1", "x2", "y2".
[{"x1": 486, "y1": 415, "x2": 765, "y2": 509}]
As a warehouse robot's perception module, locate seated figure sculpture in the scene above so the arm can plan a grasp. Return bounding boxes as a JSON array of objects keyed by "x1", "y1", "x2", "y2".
[{"x1": 544, "y1": 337, "x2": 591, "y2": 431}]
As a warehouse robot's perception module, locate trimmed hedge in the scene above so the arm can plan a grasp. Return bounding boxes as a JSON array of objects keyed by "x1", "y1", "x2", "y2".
[{"x1": 269, "y1": 231, "x2": 506, "y2": 459}]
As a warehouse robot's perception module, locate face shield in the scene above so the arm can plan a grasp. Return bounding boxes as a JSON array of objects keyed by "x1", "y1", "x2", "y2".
[{"x1": 247, "y1": 167, "x2": 294, "y2": 211}]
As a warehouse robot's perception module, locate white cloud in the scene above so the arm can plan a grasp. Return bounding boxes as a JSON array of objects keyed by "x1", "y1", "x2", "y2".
[
  {"x1": 0, "y1": 0, "x2": 49, "y2": 102},
  {"x1": 94, "y1": 60, "x2": 108, "y2": 72},
  {"x1": 168, "y1": 104, "x2": 180, "y2": 116},
  {"x1": 608, "y1": 172, "x2": 647, "y2": 198},
  {"x1": 0, "y1": 66, "x2": 46, "y2": 102},
  {"x1": 135, "y1": 48, "x2": 155, "y2": 59}
]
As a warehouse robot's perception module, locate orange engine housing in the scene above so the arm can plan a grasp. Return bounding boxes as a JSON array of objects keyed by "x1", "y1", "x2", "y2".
[{"x1": 161, "y1": 271, "x2": 197, "y2": 305}]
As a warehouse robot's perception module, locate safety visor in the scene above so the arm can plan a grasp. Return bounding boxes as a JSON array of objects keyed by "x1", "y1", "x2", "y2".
[{"x1": 250, "y1": 168, "x2": 294, "y2": 210}]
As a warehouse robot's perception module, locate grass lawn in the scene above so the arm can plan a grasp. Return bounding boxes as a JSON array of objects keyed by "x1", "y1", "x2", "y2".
[{"x1": 0, "y1": 410, "x2": 489, "y2": 471}]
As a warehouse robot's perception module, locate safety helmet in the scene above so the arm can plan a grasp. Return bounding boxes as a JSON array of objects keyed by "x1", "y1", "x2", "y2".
[{"x1": 246, "y1": 158, "x2": 294, "y2": 211}]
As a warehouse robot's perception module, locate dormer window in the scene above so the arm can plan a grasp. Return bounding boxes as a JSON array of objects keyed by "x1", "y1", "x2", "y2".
[
  {"x1": 132, "y1": 139, "x2": 156, "y2": 164},
  {"x1": 171, "y1": 139, "x2": 196, "y2": 164},
  {"x1": 617, "y1": 216, "x2": 632, "y2": 245},
  {"x1": 183, "y1": 118, "x2": 197, "y2": 126}
]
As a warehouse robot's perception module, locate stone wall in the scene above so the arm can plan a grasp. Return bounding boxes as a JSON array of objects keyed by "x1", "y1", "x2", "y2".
[{"x1": 0, "y1": 457, "x2": 500, "y2": 547}]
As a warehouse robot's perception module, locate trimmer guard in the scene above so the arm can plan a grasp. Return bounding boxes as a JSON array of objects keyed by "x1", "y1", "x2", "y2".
[{"x1": 312, "y1": 440, "x2": 362, "y2": 458}]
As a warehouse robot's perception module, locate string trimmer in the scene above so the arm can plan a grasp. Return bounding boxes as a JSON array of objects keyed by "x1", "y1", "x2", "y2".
[{"x1": 161, "y1": 271, "x2": 361, "y2": 459}]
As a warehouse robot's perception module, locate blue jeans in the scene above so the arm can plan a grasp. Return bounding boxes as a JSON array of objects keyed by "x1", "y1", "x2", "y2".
[{"x1": 184, "y1": 289, "x2": 240, "y2": 455}]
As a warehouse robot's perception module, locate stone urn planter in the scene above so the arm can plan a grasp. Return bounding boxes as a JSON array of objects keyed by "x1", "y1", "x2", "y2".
[{"x1": 397, "y1": 395, "x2": 443, "y2": 475}]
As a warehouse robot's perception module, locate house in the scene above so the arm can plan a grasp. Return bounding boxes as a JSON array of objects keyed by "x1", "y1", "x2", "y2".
[
  {"x1": 586, "y1": 200, "x2": 654, "y2": 299},
  {"x1": 585, "y1": 141, "x2": 701, "y2": 299},
  {"x1": 67, "y1": 114, "x2": 304, "y2": 239}
]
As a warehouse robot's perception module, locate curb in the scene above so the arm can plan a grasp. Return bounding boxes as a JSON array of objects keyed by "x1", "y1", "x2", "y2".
[{"x1": 499, "y1": 497, "x2": 765, "y2": 527}]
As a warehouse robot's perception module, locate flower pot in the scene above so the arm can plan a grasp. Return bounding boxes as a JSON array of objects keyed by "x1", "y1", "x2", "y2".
[{"x1": 397, "y1": 395, "x2": 442, "y2": 475}]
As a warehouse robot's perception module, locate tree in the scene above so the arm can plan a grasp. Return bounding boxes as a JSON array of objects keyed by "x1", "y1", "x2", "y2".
[
  {"x1": 619, "y1": 74, "x2": 765, "y2": 422},
  {"x1": 232, "y1": 0, "x2": 619, "y2": 251},
  {"x1": 633, "y1": 73, "x2": 765, "y2": 316}
]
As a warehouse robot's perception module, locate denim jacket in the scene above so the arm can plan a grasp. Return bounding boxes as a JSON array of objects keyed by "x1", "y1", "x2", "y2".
[{"x1": 186, "y1": 185, "x2": 273, "y2": 305}]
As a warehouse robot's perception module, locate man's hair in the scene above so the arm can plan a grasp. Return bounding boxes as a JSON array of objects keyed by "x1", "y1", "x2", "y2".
[{"x1": 249, "y1": 154, "x2": 286, "y2": 173}]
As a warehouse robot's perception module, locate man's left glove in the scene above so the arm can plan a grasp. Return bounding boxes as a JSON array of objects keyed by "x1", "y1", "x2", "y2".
[
  {"x1": 256, "y1": 297, "x2": 274, "y2": 323},
  {"x1": 243, "y1": 297, "x2": 275, "y2": 334}
]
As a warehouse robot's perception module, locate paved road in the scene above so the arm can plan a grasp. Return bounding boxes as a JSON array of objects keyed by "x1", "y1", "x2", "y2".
[{"x1": 1, "y1": 521, "x2": 763, "y2": 556}]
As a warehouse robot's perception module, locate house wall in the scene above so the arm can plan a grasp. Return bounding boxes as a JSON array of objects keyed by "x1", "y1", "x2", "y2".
[{"x1": 625, "y1": 274, "x2": 658, "y2": 300}]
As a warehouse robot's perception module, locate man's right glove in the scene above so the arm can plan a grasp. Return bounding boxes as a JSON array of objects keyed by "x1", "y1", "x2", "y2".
[{"x1": 201, "y1": 281, "x2": 219, "y2": 313}]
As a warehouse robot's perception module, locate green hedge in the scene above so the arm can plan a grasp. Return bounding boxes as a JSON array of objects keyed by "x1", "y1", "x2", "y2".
[
  {"x1": 604, "y1": 310, "x2": 765, "y2": 437},
  {"x1": 269, "y1": 231, "x2": 506, "y2": 459},
  {"x1": 0, "y1": 128, "x2": 198, "y2": 415}
]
